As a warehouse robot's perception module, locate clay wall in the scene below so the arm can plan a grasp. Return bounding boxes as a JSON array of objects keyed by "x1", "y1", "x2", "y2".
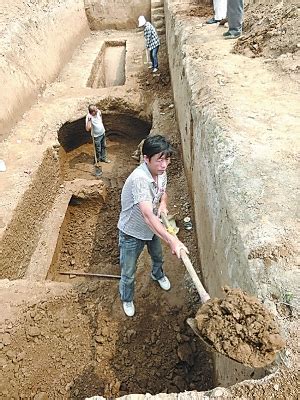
[
  {"x1": 0, "y1": 0, "x2": 89, "y2": 139},
  {"x1": 84, "y1": 0, "x2": 151, "y2": 30},
  {"x1": 164, "y1": 0, "x2": 294, "y2": 387}
]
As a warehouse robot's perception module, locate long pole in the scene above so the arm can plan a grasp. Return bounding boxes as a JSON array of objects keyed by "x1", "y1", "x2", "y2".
[
  {"x1": 160, "y1": 212, "x2": 210, "y2": 304},
  {"x1": 59, "y1": 271, "x2": 121, "y2": 279}
]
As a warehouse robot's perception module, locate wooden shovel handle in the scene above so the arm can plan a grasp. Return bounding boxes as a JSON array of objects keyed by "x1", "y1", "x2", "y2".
[
  {"x1": 160, "y1": 212, "x2": 210, "y2": 303},
  {"x1": 180, "y1": 250, "x2": 210, "y2": 303}
]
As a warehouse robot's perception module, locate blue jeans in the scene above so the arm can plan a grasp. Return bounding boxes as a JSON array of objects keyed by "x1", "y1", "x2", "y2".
[
  {"x1": 150, "y1": 46, "x2": 159, "y2": 70},
  {"x1": 119, "y1": 230, "x2": 165, "y2": 302},
  {"x1": 93, "y1": 135, "x2": 106, "y2": 162}
]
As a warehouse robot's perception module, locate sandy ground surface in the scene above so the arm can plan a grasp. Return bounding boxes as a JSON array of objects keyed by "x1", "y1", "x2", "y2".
[{"x1": 0, "y1": 0, "x2": 299, "y2": 399}]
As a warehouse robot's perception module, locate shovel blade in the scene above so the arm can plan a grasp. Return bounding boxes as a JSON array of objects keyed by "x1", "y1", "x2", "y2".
[
  {"x1": 187, "y1": 318, "x2": 215, "y2": 352},
  {"x1": 94, "y1": 166, "x2": 102, "y2": 177},
  {"x1": 166, "y1": 214, "x2": 179, "y2": 234}
]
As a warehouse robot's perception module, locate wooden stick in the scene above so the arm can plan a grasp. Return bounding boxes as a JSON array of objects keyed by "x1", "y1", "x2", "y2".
[
  {"x1": 180, "y1": 251, "x2": 210, "y2": 303},
  {"x1": 59, "y1": 271, "x2": 121, "y2": 279},
  {"x1": 160, "y1": 212, "x2": 210, "y2": 303}
]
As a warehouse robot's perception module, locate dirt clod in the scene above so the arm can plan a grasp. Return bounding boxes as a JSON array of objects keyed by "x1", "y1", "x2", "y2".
[
  {"x1": 195, "y1": 287, "x2": 285, "y2": 368},
  {"x1": 233, "y1": 1, "x2": 300, "y2": 75}
]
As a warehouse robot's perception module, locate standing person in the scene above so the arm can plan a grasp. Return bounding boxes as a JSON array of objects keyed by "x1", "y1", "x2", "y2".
[
  {"x1": 206, "y1": 0, "x2": 227, "y2": 24},
  {"x1": 223, "y1": 0, "x2": 244, "y2": 39},
  {"x1": 138, "y1": 16, "x2": 160, "y2": 73},
  {"x1": 85, "y1": 104, "x2": 110, "y2": 164},
  {"x1": 118, "y1": 135, "x2": 188, "y2": 317}
]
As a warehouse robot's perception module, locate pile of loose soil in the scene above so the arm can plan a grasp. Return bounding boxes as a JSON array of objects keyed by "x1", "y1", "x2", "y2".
[
  {"x1": 234, "y1": 2, "x2": 299, "y2": 61},
  {"x1": 195, "y1": 287, "x2": 285, "y2": 368},
  {"x1": 172, "y1": 0, "x2": 212, "y2": 18},
  {"x1": 186, "y1": 4, "x2": 212, "y2": 18},
  {"x1": 137, "y1": 43, "x2": 171, "y2": 93}
]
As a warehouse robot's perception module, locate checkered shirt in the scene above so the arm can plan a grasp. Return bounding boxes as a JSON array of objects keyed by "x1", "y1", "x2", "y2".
[
  {"x1": 118, "y1": 162, "x2": 167, "y2": 240},
  {"x1": 144, "y1": 22, "x2": 160, "y2": 51}
]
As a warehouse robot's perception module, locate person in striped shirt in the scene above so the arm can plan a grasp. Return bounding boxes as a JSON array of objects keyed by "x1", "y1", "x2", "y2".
[
  {"x1": 118, "y1": 135, "x2": 188, "y2": 317},
  {"x1": 138, "y1": 16, "x2": 160, "y2": 73}
]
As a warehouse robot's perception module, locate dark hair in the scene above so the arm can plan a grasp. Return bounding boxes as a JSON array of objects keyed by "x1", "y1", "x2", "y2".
[
  {"x1": 88, "y1": 104, "x2": 97, "y2": 113},
  {"x1": 142, "y1": 135, "x2": 174, "y2": 160}
]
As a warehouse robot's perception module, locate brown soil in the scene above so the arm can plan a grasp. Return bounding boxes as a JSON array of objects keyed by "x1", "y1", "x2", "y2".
[
  {"x1": 0, "y1": 31, "x2": 215, "y2": 397},
  {"x1": 1, "y1": 147, "x2": 214, "y2": 399},
  {"x1": 173, "y1": 1, "x2": 212, "y2": 18},
  {"x1": 230, "y1": 368, "x2": 300, "y2": 400},
  {"x1": 234, "y1": 1, "x2": 300, "y2": 74},
  {"x1": 195, "y1": 287, "x2": 286, "y2": 368},
  {"x1": 137, "y1": 40, "x2": 172, "y2": 95},
  {"x1": 187, "y1": 5, "x2": 212, "y2": 18},
  {"x1": 1, "y1": 1, "x2": 299, "y2": 399},
  {"x1": 45, "y1": 41, "x2": 214, "y2": 398}
]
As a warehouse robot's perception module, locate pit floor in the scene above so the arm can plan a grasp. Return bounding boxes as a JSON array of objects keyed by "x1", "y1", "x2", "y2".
[
  {"x1": 0, "y1": 32, "x2": 216, "y2": 396},
  {"x1": 48, "y1": 134, "x2": 215, "y2": 398}
]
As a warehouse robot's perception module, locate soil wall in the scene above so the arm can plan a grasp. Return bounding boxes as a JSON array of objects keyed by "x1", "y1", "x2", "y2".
[
  {"x1": 84, "y1": 0, "x2": 151, "y2": 30},
  {"x1": 0, "y1": 0, "x2": 89, "y2": 140},
  {"x1": 0, "y1": 149, "x2": 61, "y2": 280},
  {"x1": 165, "y1": 0, "x2": 298, "y2": 387}
]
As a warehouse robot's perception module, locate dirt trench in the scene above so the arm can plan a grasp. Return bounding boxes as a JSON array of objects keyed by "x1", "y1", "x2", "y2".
[
  {"x1": 1, "y1": 0, "x2": 299, "y2": 399},
  {"x1": 46, "y1": 131, "x2": 215, "y2": 398},
  {"x1": 0, "y1": 37, "x2": 216, "y2": 397}
]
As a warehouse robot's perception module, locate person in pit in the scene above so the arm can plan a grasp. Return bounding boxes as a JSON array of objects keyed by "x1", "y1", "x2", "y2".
[
  {"x1": 85, "y1": 104, "x2": 110, "y2": 165},
  {"x1": 138, "y1": 15, "x2": 160, "y2": 73},
  {"x1": 117, "y1": 135, "x2": 188, "y2": 317}
]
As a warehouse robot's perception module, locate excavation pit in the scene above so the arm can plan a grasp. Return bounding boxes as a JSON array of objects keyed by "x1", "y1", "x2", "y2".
[
  {"x1": 44, "y1": 168, "x2": 215, "y2": 397},
  {"x1": 34, "y1": 133, "x2": 216, "y2": 397},
  {"x1": 58, "y1": 113, "x2": 152, "y2": 153},
  {"x1": 87, "y1": 41, "x2": 126, "y2": 88},
  {"x1": 1, "y1": 110, "x2": 216, "y2": 396},
  {"x1": 1, "y1": 0, "x2": 298, "y2": 397}
]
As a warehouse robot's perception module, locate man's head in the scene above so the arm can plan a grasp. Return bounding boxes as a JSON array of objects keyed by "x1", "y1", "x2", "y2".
[
  {"x1": 138, "y1": 16, "x2": 147, "y2": 28},
  {"x1": 142, "y1": 135, "x2": 174, "y2": 176},
  {"x1": 88, "y1": 104, "x2": 97, "y2": 115}
]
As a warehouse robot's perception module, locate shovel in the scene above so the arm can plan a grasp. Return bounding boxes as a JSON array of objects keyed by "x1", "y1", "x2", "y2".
[
  {"x1": 91, "y1": 135, "x2": 102, "y2": 177},
  {"x1": 160, "y1": 212, "x2": 210, "y2": 304},
  {"x1": 144, "y1": 48, "x2": 152, "y2": 67},
  {"x1": 160, "y1": 212, "x2": 219, "y2": 353},
  {"x1": 161, "y1": 213, "x2": 272, "y2": 366}
]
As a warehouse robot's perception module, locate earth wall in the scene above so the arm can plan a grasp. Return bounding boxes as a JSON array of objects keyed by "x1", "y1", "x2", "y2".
[
  {"x1": 165, "y1": 0, "x2": 298, "y2": 387},
  {"x1": 84, "y1": 0, "x2": 151, "y2": 30},
  {"x1": 0, "y1": 0, "x2": 89, "y2": 139}
]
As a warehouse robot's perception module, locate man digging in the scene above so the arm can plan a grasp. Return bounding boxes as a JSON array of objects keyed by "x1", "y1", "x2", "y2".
[
  {"x1": 118, "y1": 135, "x2": 188, "y2": 317},
  {"x1": 85, "y1": 104, "x2": 111, "y2": 169}
]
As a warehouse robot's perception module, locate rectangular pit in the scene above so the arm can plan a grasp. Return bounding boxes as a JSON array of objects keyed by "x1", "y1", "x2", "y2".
[{"x1": 87, "y1": 41, "x2": 126, "y2": 88}]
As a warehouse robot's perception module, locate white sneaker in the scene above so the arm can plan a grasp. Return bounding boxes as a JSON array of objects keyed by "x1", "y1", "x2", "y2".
[
  {"x1": 122, "y1": 301, "x2": 135, "y2": 317},
  {"x1": 151, "y1": 274, "x2": 171, "y2": 291},
  {"x1": 153, "y1": 68, "x2": 158, "y2": 73}
]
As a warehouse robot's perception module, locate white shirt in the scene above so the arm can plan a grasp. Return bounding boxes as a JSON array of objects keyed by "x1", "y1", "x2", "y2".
[{"x1": 86, "y1": 110, "x2": 105, "y2": 138}]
